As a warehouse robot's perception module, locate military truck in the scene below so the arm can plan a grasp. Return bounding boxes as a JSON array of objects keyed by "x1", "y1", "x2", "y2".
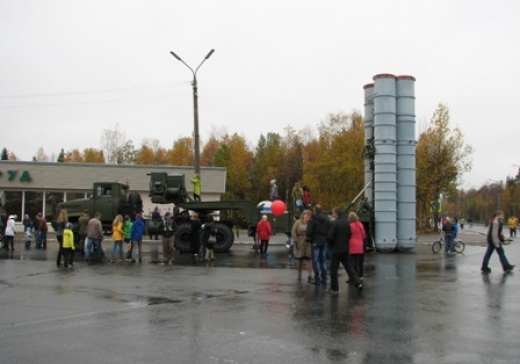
[
  {"x1": 53, "y1": 182, "x2": 143, "y2": 236},
  {"x1": 147, "y1": 172, "x2": 294, "y2": 253},
  {"x1": 54, "y1": 173, "x2": 293, "y2": 252}
]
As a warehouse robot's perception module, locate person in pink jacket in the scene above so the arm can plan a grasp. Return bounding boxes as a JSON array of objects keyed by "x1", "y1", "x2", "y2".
[
  {"x1": 348, "y1": 212, "x2": 366, "y2": 280},
  {"x1": 256, "y1": 215, "x2": 273, "y2": 256}
]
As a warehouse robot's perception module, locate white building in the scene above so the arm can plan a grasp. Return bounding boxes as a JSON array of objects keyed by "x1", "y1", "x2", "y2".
[{"x1": 0, "y1": 161, "x2": 226, "y2": 221}]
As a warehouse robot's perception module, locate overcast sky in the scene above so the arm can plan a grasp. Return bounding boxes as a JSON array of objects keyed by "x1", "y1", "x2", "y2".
[{"x1": 1, "y1": 0, "x2": 519, "y2": 190}]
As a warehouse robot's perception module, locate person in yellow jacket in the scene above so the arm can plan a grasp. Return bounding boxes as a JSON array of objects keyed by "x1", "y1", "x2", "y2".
[
  {"x1": 111, "y1": 214, "x2": 125, "y2": 261},
  {"x1": 507, "y1": 215, "x2": 518, "y2": 238},
  {"x1": 190, "y1": 174, "x2": 201, "y2": 201},
  {"x1": 62, "y1": 222, "x2": 75, "y2": 269}
]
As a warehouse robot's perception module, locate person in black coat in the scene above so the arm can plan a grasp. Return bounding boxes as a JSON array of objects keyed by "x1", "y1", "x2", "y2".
[
  {"x1": 190, "y1": 213, "x2": 202, "y2": 257},
  {"x1": 326, "y1": 207, "x2": 362, "y2": 294}
]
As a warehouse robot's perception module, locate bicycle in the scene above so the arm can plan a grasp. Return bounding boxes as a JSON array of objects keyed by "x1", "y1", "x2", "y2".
[{"x1": 432, "y1": 234, "x2": 465, "y2": 254}]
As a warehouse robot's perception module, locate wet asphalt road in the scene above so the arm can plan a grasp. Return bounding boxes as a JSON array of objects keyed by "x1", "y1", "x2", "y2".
[{"x1": 0, "y1": 225, "x2": 519, "y2": 364}]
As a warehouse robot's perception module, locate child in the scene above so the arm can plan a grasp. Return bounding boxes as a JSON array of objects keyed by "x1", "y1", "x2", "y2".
[
  {"x1": 24, "y1": 229, "x2": 32, "y2": 249},
  {"x1": 124, "y1": 215, "x2": 133, "y2": 262},
  {"x1": 62, "y1": 222, "x2": 75, "y2": 268},
  {"x1": 129, "y1": 213, "x2": 145, "y2": 263}
]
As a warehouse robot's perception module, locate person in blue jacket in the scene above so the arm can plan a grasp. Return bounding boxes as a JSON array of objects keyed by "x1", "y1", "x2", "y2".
[{"x1": 129, "y1": 212, "x2": 145, "y2": 263}]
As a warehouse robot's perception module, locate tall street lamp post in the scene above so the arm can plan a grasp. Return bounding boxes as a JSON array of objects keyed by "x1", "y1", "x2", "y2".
[{"x1": 170, "y1": 49, "x2": 215, "y2": 175}]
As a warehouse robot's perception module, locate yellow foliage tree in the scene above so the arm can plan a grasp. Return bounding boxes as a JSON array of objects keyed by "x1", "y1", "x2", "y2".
[
  {"x1": 64, "y1": 149, "x2": 84, "y2": 163},
  {"x1": 167, "y1": 137, "x2": 193, "y2": 166},
  {"x1": 416, "y1": 103, "x2": 473, "y2": 229},
  {"x1": 83, "y1": 148, "x2": 105, "y2": 163},
  {"x1": 303, "y1": 112, "x2": 365, "y2": 210}
]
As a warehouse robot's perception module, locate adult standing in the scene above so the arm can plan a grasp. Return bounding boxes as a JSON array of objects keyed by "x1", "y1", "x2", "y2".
[
  {"x1": 269, "y1": 179, "x2": 278, "y2": 201},
  {"x1": 291, "y1": 182, "x2": 304, "y2": 212},
  {"x1": 327, "y1": 207, "x2": 363, "y2": 295},
  {"x1": 78, "y1": 210, "x2": 90, "y2": 254},
  {"x1": 160, "y1": 212, "x2": 176, "y2": 265},
  {"x1": 348, "y1": 212, "x2": 366, "y2": 280},
  {"x1": 130, "y1": 212, "x2": 145, "y2": 263},
  {"x1": 256, "y1": 215, "x2": 273, "y2": 256},
  {"x1": 150, "y1": 207, "x2": 161, "y2": 240},
  {"x1": 481, "y1": 210, "x2": 515, "y2": 273},
  {"x1": 291, "y1": 210, "x2": 313, "y2": 282},
  {"x1": 85, "y1": 212, "x2": 105, "y2": 263},
  {"x1": 442, "y1": 217, "x2": 456, "y2": 255},
  {"x1": 3, "y1": 214, "x2": 16, "y2": 251},
  {"x1": 35, "y1": 212, "x2": 48, "y2": 249},
  {"x1": 302, "y1": 185, "x2": 311, "y2": 209},
  {"x1": 1, "y1": 211, "x2": 7, "y2": 237},
  {"x1": 306, "y1": 204, "x2": 330, "y2": 285},
  {"x1": 190, "y1": 213, "x2": 202, "y2": 258},
  {"x1": 53, "y1": 209, "x2": 68, "y2": 266},
  {"x1": 110, "y1": 214, "x2": 125, "y2": 262},
  {"x1": 507, "y1": 215, "x2": 517, "y2": 238},
  {"x1": 190, "y1": 174, "x2": 202, "y2": 201}
]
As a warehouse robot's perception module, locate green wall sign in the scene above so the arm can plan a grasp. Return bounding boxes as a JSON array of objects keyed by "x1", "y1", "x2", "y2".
[{"x1": 0, "y1": 170, "x2": 32, "y2": 182}]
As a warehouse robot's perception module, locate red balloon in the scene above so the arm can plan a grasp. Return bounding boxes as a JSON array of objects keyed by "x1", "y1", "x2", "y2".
[{"x1": 271, "y1": 200, "x2": 286, "y2": 217}]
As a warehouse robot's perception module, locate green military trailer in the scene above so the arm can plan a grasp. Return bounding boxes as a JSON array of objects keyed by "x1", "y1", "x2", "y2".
[{"x1": 147, "y1": 172, "x2": 295, "y2": 253}]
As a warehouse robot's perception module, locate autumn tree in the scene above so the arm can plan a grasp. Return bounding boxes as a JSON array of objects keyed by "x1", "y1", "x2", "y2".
[
  {"x1": 301, "y1": 112, "x2": 365, "y2": 210},
  {"x1": 167, "y1": 137, "x2": 193, "y2": 166},
  {"x1": 135, "y1": 138, "x2": 167, "y2": 165},
  {"x1": 83, "y1": 148, "x2": 105, "y2": 163},
  {"x1": 135, "y1": 144, "x2": 154, "y2": 165},
  {"x1": 275, "y1": 127, "x2": 304, "y2": 203},
  {"x1": 416, "y1": 103, "x2": 473, "y2": 229},
  {"x1": 64, "y1": 149, "x2": 84, "y2": 163},
  {"x1": 214, "y1": 133, "x2": 253, "y2": 200},
  {"x1": 250, "y1": 132, "x2": 284, "y2": 202},
  {"x1": 200, "y1": 135, "x2": 222, "y2": 167}
]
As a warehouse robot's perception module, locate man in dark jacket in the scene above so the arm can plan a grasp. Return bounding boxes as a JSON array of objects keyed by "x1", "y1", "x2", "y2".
[
  {"x1": 306, "y1": 204, "x2": 330, "y2": 285},
  {"x1": 326, "y1": 206, "x2": 362, "y2": 294}
]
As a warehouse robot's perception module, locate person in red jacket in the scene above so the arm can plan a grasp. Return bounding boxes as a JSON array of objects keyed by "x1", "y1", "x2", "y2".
[
  {"x1": 256, "y1": 215, "x2": 273, "y2": 256},
  {"x1": 348, "y1": 211, "x2": 366, "y2": 280}
]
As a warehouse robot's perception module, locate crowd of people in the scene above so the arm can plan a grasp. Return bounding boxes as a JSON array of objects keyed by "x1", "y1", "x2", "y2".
[{"x1": 288, "y1": 205, "x2": 364, "y2": 295}]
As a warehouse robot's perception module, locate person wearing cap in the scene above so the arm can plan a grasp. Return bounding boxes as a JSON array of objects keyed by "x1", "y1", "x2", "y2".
[
  {"x1": 62, "y1": 222, "x2": 75, "y2": 268},
  {"x1": 190, "y1": 174, "x2": 202, "y2": 201},
  {"x1": 160, "y1": 211, "x2": 176, "y2": 264}
]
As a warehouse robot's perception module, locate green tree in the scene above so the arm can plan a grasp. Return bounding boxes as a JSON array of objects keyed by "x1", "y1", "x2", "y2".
[
  {"x1": 1, "y1": 148, "x2": 8, "y2": 160},
  {"x1": 416, "y1": 103, "x2": 473, "y2": 229},
  {"x1": 57, "y1": 148, "x2": 65, "y2": 162}
]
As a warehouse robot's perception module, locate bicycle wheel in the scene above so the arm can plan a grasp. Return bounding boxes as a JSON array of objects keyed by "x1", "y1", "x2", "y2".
[
  {"x1": 455, "y1": 240, "x2": 465, "y2": 254},
  {"x1": 432, "y1": 240, "x2": 442, "y2": 254}
]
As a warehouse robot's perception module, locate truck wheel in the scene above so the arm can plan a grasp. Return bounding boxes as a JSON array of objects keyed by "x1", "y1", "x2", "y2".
[
  {"x1": 213, "y1": 223, "x2": 234, "y2": 253},
  {"x1": 173, "y1": 223, "x2": 192, "y2": 253}
]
